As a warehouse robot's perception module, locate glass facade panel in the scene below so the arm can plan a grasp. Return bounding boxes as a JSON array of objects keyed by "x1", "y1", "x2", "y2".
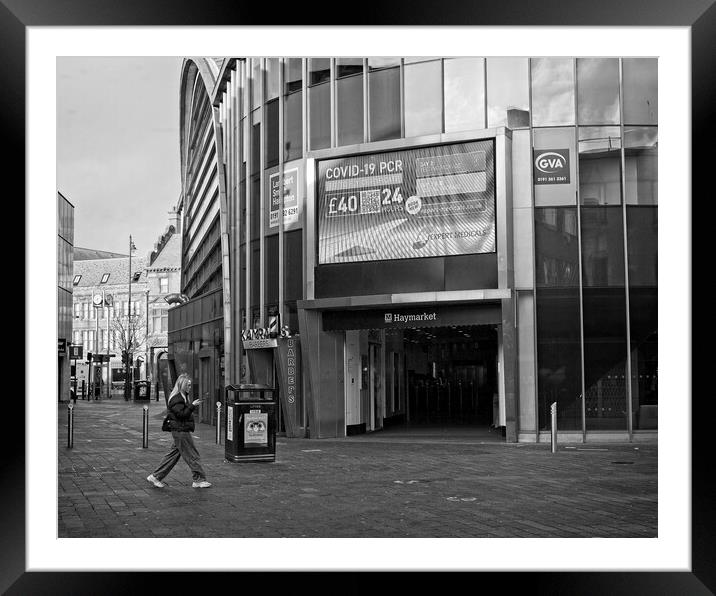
[
  {"x1": 336, "y1": 74, "x2": 364, "y2": 146},
  {"x1": 309, "y1": 58, "x2": 330, "y2": 85},
  {"x1": 264, "y1": 98, "x2": 279, "y2": 168},
  {"x1": 368, "y1": 57, "x2": 401, "y2": 70},
  {"x1": 336, "y1": 58, "x2": 363, "y2": 78},
  {"x1": 369, "y1": 66, "x2": 401, "y2": 141},
  {"x1": 581, "y1": 206, "x2": 628, "y2": 430},
  {"x1": 444, "y1": 58, "x2": 485, "y2": 133},
  {"x1": 284, "y1": 58, "x2": 302, "y2": 94},
  {"x1": 622, "y1": 58, "x2": 657, "y2": 125},
  {"x1": 530, "y1": 58, "x2": 575, "y2": 126},
  {"x1": 577, "y1": 58, "x2": 620, "y2": 125},
  {"x1": 251, "y1": 58, "x2": 262, "y2": 110},
  {"x1": 264, "y1": 58, "x2": 280, "y2": 101},
  {"x1": 625, "y1": 127, "x2": 657, "y2": 205},
  {"x1": 627, "y1": 208, "x2": 657, "y2": 429},
  {"x1": 265, "y1": 234, "x2": 279, "y2": 306},
  {"x1": 533, "y1": 127, "x2": 578, "y2": 207},
  {"x1": 486, "y1": 58, "x2": 529, "y2": 129},
  {"x1": 579, "y1": 126, "x2": 622, "y2": 206},
  {"x1": 284, "y1": 90, "x2": 303, "y2": 162},
  {"x1": 535, "y1": 207, "x2": 582, "y2": 430},
  {"x1": 404, "y1": 59, "x2": 442, "y2": 137},
  {"x1": 284, "y1": 230, "x2": 303, "y2": 333},
  {"x1": 309, "y1": 82, "x2": 331, "y2": 150}
]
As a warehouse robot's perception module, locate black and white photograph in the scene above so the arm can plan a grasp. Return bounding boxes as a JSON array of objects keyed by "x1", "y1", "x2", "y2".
[{"x1": 13, "y1": 3, "x2": 709, "y2": 592}]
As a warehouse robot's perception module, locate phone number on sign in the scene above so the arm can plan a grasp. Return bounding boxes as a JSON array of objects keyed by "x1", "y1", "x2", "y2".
[{"x1": 326, "y1": 187, "x2": 404, "y2": 217}]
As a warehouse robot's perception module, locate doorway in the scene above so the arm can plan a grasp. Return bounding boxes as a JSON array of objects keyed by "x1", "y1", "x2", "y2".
[{"x1": 369, "y1": 342, "x2": 383, "y2": 431}]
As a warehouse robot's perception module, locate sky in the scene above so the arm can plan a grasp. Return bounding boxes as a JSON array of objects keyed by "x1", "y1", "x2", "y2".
[{"x1": 57, "y1": 57, "x2": 184, "y2": 257}]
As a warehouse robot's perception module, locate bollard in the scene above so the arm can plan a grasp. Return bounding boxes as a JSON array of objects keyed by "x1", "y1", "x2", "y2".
[
  {"x1": 216, "y1": 401, "x2": 222, "y2": 445},
  {"x1": 142, "y1": 405, "x2": 149, "y2": 448},
  {"x1": 81, "y1": 379, "x2": 86, "y2": 400},
  {"x1": 67, "y1": 403, "x2": 74, "y2": 449},
  {"x1": 550, "y1": 402, "x2": 558, "y2": 453}
]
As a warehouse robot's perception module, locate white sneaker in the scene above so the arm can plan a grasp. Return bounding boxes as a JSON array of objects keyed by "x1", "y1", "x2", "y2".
[
  {"x1": 192, "y1": 480, "x2": 212, "y2": 488},
  {"x1": 147, "y1": 474, "x2": 166, "y2": 488}
]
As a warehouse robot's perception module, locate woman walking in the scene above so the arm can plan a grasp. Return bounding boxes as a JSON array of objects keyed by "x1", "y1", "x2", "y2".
[{"x1": 147, "y1": 375, "x2": 211, "y2": 489}]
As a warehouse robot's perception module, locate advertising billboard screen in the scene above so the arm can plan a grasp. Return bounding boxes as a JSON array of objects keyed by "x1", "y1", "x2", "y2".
[{"x1": 317, "y1": 139, "x2": 495, "y2": 264}]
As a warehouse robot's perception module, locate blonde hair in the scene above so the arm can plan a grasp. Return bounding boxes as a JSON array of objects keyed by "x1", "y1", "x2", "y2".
[{"x1": 169, "y1": 374, "x2": 191, "y2": 401}]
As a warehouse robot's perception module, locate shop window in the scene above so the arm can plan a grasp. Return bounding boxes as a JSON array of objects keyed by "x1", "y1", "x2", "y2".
[
  {"x1": 487, "y1": 57, "x2": 529, "y2": 128},
  {"x1": 404, "y1": 59, "x2": 442, "y2": 137},
  {"x1": 444, "y1": 58, "x2": 485, "y2": 133},
  {"x1": 530, "y1": 58, "x2": 575, "y2": 127},
  {"x1": 369, "y1": 66, "x2": 401, "y2": 142},
  {"x1": 578, "y1": 126, "x2": 622, "y2": 206},
  {"x1": 577, "y1": 58, "x2": 620, "y2": 125},
  {"x1": 622, "y1": 58, "x2": 657, "y2": 125}
]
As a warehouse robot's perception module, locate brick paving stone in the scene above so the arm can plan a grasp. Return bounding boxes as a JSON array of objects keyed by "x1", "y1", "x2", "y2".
[{"x1": 57, "y1": 399, "x2": 657, "y2": 538}]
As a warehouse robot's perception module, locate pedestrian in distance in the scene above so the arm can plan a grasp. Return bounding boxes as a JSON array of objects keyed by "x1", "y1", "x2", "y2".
[{"x1": 147, "y1": 374, "x2": 212, "y2": 489}]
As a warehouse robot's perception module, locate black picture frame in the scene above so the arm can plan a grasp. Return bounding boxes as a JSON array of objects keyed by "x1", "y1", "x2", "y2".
[{"x1": 10, "y1": 0, "x2": 711, "y2": 592}]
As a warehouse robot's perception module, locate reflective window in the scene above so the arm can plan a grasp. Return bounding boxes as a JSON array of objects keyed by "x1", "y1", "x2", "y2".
[
  {"x1": 487, "y1": 58, "x2": 529, "y2": 129},
  {"x1": 369, "y1": 66, "x2": 401, "y2": 141},
  {"x1": 580, "y1": 207, "x2": 626, "y2": 287},
  {"x1": 251, "y1": 59, "x2": 262, "y2": 110},
  {"x1": 284, "y1": 90, "x2": 303, "y2": 161},
  {"x1": 336, "y1": 58, "x2": 363, "y2": 78},
  {"x1": 444, "y1": 58, "x2": 485, "y2": 132},
  {"x1": 581, "y1": 206, "x2": 628, "y2": 431},
  {"x1": 284, "y1": 58, "x2": 302, "y2": 94},
  {"x1": 577, "y1": 58, "x2": 620, "y2": 125},
  {"x1": 309, "y1": 82, "x2": 331, "y2": 150},
  {"x1": 368, "y1": 57, "x2": 401, "y2": 70},
  {"x1": 309, "y1": 58, "x2": 330, "y2": 85},
  {"x1": 264, "y1": 99, "x2": 279, "y2": 168},
  {"x1": 264, "y1": 234, "x2": 279, "y2": 305},
  {"x1": 404, "y1": 57, "x2": 440, "y2": 64},
  {"x1": 533, "y1": 127, "x2": 577, "y2": 207},
  {"x1": 251, "y1": 241, "x2": 260, "y2": 308},
  {"x1": 625, "y1": 127, "x2": 657, "y2": 205},
  {"x1": 250, "y1": 175, "x2": 260, "y2": 241},
  {"x1": 578, "y1": 126, "x2": 622, "y2": 205},
  {"x1": 627, "y1": 207, "x2": 657, "y2": 428},
  {"x1": 404, "y1": 60, "x2": 442, "y2": 137},
  {"x1": 265, "y1": 58, "x2": 280, "y2": 101},
  {"x1": 336, "y1": 72, "x2": 364, "y2": 146},
  {"x1": 535, "y1": 207, "x2": 582, "y2": 431},
  {"x1": 531, "y1": 58, "x2": 575, "y2": 126},
  {"x1": 622, "y1": 58, "x2": 657, "y2": 125}
]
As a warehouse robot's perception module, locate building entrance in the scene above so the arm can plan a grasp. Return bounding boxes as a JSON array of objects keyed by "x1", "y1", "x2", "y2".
[{"x1": 386, "y1": 324, "x2": 499, "y2": 429}]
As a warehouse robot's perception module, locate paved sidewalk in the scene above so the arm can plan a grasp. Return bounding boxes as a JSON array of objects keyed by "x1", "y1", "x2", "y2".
[{"x1": 58, "y1": 399, "x2": 657, "y2": 538}]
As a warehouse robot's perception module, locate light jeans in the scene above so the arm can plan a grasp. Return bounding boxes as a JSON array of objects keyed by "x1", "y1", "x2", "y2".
[{"x1": 152, "y1": 430, "x2": 206, "y2": 482}]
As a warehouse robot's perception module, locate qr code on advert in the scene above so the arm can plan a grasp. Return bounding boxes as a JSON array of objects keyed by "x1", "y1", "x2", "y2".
[{"x1": 360, "y1": 190, "x2": 381, "y2": 214}]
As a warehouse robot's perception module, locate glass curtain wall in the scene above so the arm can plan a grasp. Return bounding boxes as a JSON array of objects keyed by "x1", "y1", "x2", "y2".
[{"x1": 532, "y1": 57, "x2": 657, "y2": 433}]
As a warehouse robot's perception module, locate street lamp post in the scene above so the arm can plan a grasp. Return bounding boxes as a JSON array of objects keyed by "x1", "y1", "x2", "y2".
[{"x1": 145, "y1": 288, "x2": 150, "y2": 383}]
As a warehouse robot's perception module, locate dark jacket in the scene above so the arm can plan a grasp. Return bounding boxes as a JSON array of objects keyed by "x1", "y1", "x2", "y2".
[{"x1": 165, "y1": 393, "x2": 196, "y2": 432}]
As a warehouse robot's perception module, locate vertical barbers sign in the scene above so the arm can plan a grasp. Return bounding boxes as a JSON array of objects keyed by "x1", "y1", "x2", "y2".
[{"x1": 533, "y1": 149, "x2": 570, "y2": 185}]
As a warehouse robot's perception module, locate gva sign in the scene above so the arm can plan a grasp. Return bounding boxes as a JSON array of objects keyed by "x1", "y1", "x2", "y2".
[{"x1": 533, "y1": 148, "x2": 570, "y2": 185}]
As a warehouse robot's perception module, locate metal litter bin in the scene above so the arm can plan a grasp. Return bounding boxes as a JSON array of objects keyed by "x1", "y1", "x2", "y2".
[
  {"x1": 134, "y1": 380, "x2": 150, "y2": 401},
  {"x1": 224, "y1": 384, "x2": 276, "y2": 462}
]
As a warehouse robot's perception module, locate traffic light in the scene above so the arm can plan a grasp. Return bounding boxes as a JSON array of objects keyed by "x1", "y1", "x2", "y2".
[{"x1": 86, "y1": 351, "x2": 92, "y2": 364}]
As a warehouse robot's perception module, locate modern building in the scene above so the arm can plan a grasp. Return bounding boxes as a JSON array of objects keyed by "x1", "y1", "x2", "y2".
[
  {"x1": 58, "y1": 191, "x2": 75, "y2": 402},
  {"x1": 170, "y1": 57, "x2": 657, "y2": 442}
]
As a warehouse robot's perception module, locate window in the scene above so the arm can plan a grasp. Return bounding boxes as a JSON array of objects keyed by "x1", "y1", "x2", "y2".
[
  {"x1": 159, "y1": 277, "x2": 169, "y2": 293},
  {"x1": 404, "y1": 59, "x2": 442, "y2": 137},
  {"x1": 444, "y1": 58, "x2": 485, "y2": 133},
  {"x1": 100, "y1": 273, "x2": 110, "y2": 284},
  {"x1": 336, "y1": 67, "x2": 364, "y2": 146},
  {"x1": 73, "y1": 275, "x2": 82, "y2": 285},
  {"x1": 487, "y1": 58, "x2": 530, "y2": 128},
  {"x1": 577, "y1": 58, "x2": 620, "y2": 125},
  {"x1": 308, "y1": 58, "x2": 331, "y2": 151},
  {"x1": 368, "y1": 64, "x2": 401, "y2": 142},
  {"x1": 530, "y1": 58, "x2": 575, "y2": 126}
]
